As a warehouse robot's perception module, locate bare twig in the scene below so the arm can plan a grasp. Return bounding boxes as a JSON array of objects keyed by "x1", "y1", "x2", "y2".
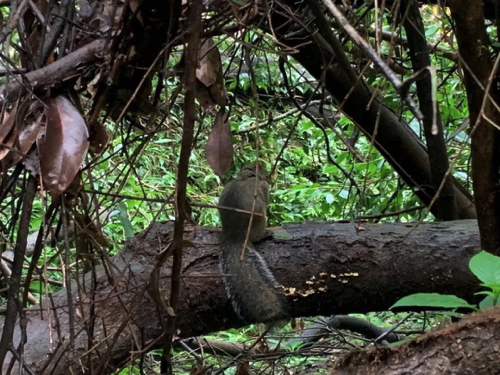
[
  {"x1": 320, "y1": 0, "x2": 423, "y2": 121},
  {"x1": 0, "y1": 176, "x2": 37, "y2": 367}
]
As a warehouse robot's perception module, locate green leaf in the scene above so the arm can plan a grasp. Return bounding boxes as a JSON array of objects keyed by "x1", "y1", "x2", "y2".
[
  {"x1": 390, "y1": 293, "x2": 475, "y2": 310},
  {"x1": 323, "y1": 165, "x2": 338, "y2": 174},
  {"x1": 117, "y1": 201, "x2": 135, "y2": 238},
  {"x1": 479, "y1": 295, "x2": 495, "y2": 310},
  {"x1": 325, "y1": 193, "x2": 335, "y2": 204},
  {"x1": 469, "y1": 251, "x2": 500, "y2": 285}
]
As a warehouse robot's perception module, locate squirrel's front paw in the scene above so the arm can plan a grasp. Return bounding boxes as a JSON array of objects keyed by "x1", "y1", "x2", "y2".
[{"x1": 255, "y1": 229, "x2": 274, "y2": 243}]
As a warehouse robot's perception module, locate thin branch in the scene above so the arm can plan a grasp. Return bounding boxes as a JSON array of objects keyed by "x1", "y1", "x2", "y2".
[
  {"x1": 159, "y1": 1, "x2": 203, "y2": 374},
  {"x1": 320, "y1": 0, "x2": 423, "y2": 120},
  {"x1": 0, "y1": 39, "x2": 106, "y2": 103},
  {"x1": 0, "y1": 175, "x2": 37, "y2": 367}
]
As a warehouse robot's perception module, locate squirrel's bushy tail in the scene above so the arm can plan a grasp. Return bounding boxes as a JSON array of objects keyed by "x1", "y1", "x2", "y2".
[{"x1": 219, "y1": 241, "x2": 289, "y2": 323}]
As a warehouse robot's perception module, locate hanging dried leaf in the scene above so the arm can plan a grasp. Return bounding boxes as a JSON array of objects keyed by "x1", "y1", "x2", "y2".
[
  {"x1": 0, "y1": 101, "x2": 19, "y2": 146},
  {"x1": 209, "y1": 72, "x2": 227, "y2": 107},
  {"x1": 195, "y1": 38, "x2": 226, "y2": 108},
  {"x1": 17, "y1": 101, "x2": 43, "y2": 154},
  {"x1": 0, "y1": 126, "x2": 16, "y2": 161},
  {"x1": 0, "y1": 98, "x2": 31, "y2": 162},
  {"x1": 196, "y1": 38, "x2": 221, "y2": 87},
  {"x1": 129, "y1": 0, "x2": 144, "y2": 25},
  {"x1": 2, "y1": 102, "x2": 44, "y2": 170},
  {"x1": 205, "y1": 110, "x2": 233, "y2": 176},
  {"x1": 196, "y1": 80, "x2": 216, "y2": 109},
  {"x1": 38, "y1": 95, "x2": 89, "y2": 199},
  {"x1": 19, "y1": 116, "x2": 41, "y2": 155}
]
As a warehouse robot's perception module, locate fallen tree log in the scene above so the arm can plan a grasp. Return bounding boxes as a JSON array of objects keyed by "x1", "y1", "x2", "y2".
[
  {"x1": 2, "y1": 220, "x2": 484, "y2": 374},
  {"x1": 331, "y1": 306, "x2": 500, "y2": 375}
]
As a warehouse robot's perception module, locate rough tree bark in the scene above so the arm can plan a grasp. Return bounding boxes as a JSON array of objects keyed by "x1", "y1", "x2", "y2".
[
  {"x1": 448, "y1": 1, "x2": 500, "y2": 253},
  {"x1": 331, "y1": 306, "x2": 500, "y2": 375},
  {"x1": 2, "y1": 220, "x2": 485, "y2": 374}
]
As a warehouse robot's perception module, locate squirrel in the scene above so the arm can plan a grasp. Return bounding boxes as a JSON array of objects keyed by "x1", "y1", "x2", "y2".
[{"x1": 218, "y1": 163, "x2": 289, "y2": 323}]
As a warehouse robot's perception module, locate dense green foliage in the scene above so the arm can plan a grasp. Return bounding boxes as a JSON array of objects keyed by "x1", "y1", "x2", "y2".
[{"x1": 0, "y1": 3, "x2": 486, "y2": 374}]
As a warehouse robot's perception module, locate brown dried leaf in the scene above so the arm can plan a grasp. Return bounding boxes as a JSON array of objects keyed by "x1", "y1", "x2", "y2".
[
  {"x1": 196, "y1": 79, "x2": 215, "y2": 109},
  {"x1": 209, "y1": 72, "x2": 227, "y2": 107},
  {"x1": 196, "y1": 38, "x2": 221, "y2": 87},
  {"x1": 0, "y1": 129, "x2": 16, "y2": 161},
  {"x1": 193, "y1": 38, "x2": 226, "y2": 108},
  {"x1": 0, "y1": 101, "x2": 18, "y2": 145},
  {"x1": 205, "y1": 110, "x2": 233, "y2": 176},
  {"x1": 129, "y1": 0, "x2": 144, "y2": 25},
  {"x1": 17, "y1": 101, "x2": 44, "y2": 155},
  {"x1": 235, "y1": 362, "x2": 250, "y2": 375},
  {"x1": 19, "y1": 117, "x2": 40, "y2": 155},
  {"x1": 38, "y1": 95, "x2": 89, "y2": 199},
  {"x1": 0, "y1": 98, "x2": 30, "y2": 161}
]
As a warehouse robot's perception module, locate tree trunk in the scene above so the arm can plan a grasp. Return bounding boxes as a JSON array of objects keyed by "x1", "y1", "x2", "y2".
[
  {"x1": 2, "y1": 220, "x2": 484, "y2": 374},
  {"x1": 449, "y1": 1, "x2": 500, "y2": 253}
]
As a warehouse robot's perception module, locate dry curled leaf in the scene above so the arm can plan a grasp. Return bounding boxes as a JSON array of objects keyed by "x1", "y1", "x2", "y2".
[
  {"x1": 0, "y1": 98, "x2": 31, "y2": 163},
  {"x1": 196, "y1": 38, "x2": 220, "y2": 87},
  {"x1": 205, "y1": 109, "x2": 233, "y2": 176},
  {"x1": 0, "y1": 101, "x2": 19, "y2": 158},
  {"x1": 19, "y1": 116, "x2": 41, "y2": 155},
  {"x1": 38, "y1": 95, "x2": 89, "y2": 199},
  {"x1": 195, "y1": 38, "x2": 226, "y2": 109}
]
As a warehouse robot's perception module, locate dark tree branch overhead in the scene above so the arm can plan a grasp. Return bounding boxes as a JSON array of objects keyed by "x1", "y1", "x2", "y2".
[
  {"x1": 321, "y1": 0, "x2": 424, "y2": 120},
  {"x1": 401, "y1": 0, "x2": 458, "y2": 221},
  {"x1": 0, "y1": 39, "x2": 107, "y2": 103},
  {"x1": 2, "y1": 220, "x2": 483, "y2": 374},
  {"x1": 267, "y1": 0, "x2": 476, "y2": 220}
]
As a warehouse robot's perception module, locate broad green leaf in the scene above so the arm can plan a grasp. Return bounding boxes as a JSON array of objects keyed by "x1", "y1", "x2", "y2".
[
  {"x1": 469, "y1": 251, "x2": 500, "y2": 285},
  {"x1": 323, "y1": 165, "x2": 338, "y2": 174},
  {"x1": 391, "y1": 293, "x2": 475, "y2": 310}
]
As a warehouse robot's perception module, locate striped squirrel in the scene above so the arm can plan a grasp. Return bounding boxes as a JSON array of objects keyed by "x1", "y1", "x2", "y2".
[{"x1": 218, "y1": 164, "x2": 289, "y2": 323}]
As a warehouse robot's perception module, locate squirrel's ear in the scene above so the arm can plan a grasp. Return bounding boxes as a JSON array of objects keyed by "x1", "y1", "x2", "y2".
[{"x1": 257, "y1": 161, "x2": 268, "y2": 176}]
